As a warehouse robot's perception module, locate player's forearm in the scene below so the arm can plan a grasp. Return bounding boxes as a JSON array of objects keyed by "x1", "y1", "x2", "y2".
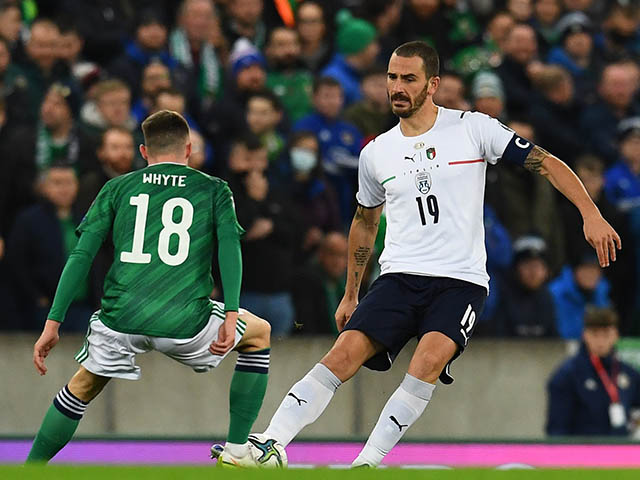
[
  {"x1": 526, "y1": 147, "x2": 600, "y2": 220},
  {"x1": 344, "y1": 208, "x2": 380, "y2": 299},
  {"x1": 48, "y1": 232, "x2": 102, "y2": 322},
  {"x1": 217, "y1": 232, "x2": 242, "y2": 312}
]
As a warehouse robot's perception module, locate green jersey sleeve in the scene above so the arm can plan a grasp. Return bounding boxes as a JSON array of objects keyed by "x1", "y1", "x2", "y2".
[
  {"x1": 76, "y1": 181, "x2": 115, "y2": 238},
  {"x1": 214, "y1": 181, "x2": 244, "y2": 311}
]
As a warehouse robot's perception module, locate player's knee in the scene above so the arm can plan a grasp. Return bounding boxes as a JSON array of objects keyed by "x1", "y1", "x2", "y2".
[
  {"x1": 321, "y1": 345, "x2": 359, "y2": 382},
  {"x1": 242, "y1": 314, "x2": 271, "y2": 350},
  {"x1": 411, "y1": 351, "x2": 448, "y2": 380}
]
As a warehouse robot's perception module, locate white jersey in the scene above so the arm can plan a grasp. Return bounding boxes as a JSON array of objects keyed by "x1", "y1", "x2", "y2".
[{"x1": 356, "y1": 107, "x2": 517, "y2": 290}]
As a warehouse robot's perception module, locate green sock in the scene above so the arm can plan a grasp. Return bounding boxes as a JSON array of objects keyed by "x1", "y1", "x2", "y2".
[
  {"x1": 227, "y1": 348, "x2": 270, "y2": 444},
  {"x1": 26, "y1": 385, "x2": 86, "y2": 463}
]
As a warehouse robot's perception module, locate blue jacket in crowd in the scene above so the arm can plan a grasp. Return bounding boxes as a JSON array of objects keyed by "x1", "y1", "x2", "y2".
[
  {"x1": 321, "y1": 54, "x2": 363, "y2": 107},
  {"x1": 549, "y1": 266, "x2": 610, "y2": 339},
  {"x1": 547, "y1": 343, "x2": 640, "y2": 436},
  {"x1": 604, "y1": 160, "x2": 640, "y2": 212}
]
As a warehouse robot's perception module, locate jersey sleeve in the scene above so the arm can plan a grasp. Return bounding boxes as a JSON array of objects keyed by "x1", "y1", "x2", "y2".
[
  {"x1": 355, "y1": 142, "x2": 385, "y2": 208},
  {"x1": 466, "y1": 112, "x2": 528, "y2": 165},
  {"x1": 213, "y1": 181, "x2": 245, "y2": 236},
  {"x1": 76, "y1": 181, "x2": 115, "y2": 238}
]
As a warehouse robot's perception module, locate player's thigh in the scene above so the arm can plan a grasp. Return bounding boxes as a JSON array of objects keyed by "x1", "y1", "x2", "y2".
[
  {"x1": 235, "y1": 308, "x2": 271, "y2": 352},
  {"x1": 67, "y1": 366, "x2": 111, "y2": 403}
]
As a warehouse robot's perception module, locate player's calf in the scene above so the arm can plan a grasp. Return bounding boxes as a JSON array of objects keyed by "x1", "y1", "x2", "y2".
[{"x1": 26, "y1": 368, "x2": 109, "y2": 463}]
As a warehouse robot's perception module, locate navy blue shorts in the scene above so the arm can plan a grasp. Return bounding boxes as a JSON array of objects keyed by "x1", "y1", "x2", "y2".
[{"x1": 342, "y1": 273, "x2": 486, "y2": 382}]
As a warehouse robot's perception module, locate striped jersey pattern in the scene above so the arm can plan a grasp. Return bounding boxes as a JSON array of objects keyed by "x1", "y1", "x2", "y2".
[{"x1": 78, "y1": 163, "x2": 243, "y2": 339}]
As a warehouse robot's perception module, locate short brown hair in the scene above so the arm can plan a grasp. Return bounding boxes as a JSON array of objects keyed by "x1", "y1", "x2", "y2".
[
  {"x1": 141, "y1": 110, "x2": 190, "y2": 155},
  {"x1": 584, "y1": 306, "x2": 618, "y2": 329},
  {"x1": 93, "y1": 79, "x2": 130, "y2": 101},
  {"x1": 393, "y1": 41, "x2": 440, "y2": 78}
]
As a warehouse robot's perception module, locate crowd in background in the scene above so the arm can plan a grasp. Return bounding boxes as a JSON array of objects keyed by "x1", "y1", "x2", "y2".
[{"x1": 1, "y1": 0, "x2": 640, "y2": 341}]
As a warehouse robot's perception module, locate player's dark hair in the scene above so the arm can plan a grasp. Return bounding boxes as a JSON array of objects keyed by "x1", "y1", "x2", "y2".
[
  {"x1": 313, "y1": 75, "x2": 342, "y2": 94},
  {"x1": 393, "y1": 41, "x2": 440, "y2": 78},
  {"x1": 141, "y1": 110, "x2": 190, "y2": 155}
]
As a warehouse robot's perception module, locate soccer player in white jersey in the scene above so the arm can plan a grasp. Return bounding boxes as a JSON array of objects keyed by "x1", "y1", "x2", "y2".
[{"x1": 258, "y1": 41, "x2": 621, "y2": 467}]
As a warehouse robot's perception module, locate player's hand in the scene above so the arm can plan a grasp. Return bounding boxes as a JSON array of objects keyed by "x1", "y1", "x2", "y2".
[
  {"x1": 335, "y1": 296, "x2": 358, "y2": 332},
  {"x1": 210, "y1": 311, "x2": 238, "y2": 356},
  {"x1": 33, "y1": 320, "x2": 61, "y2": 376},
  {"x1": 583, "y1": 213, "x2": 621, "y2": 267}
]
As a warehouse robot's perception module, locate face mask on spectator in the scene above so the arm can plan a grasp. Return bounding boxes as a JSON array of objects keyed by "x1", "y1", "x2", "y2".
[{"x1": 290, "y1": 147, "x2": 317, "y2": 172}]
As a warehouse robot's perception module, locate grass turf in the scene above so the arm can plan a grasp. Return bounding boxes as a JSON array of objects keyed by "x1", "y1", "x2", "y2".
[{"x1": 3, "y1": 466, "x2": 640, "y2": 479}]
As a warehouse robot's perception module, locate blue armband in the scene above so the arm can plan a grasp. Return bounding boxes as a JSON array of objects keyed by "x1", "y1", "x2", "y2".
[{"x1": 501, "y1": 133, "x2": 535, "y2": 166}]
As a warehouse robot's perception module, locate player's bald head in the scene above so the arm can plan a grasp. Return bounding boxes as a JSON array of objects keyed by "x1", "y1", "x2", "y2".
[{"x1": 141, "y1": 110, "x2": 190, "y2": 156}]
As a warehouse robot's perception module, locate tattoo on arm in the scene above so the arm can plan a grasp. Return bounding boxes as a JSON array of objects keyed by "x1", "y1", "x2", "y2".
[
  {"x1": 354, "y1": 246, "x2": 371, "y2": 267},
  {"x1": 524, "y1": 145, "x2": 551, "y2": 174}
]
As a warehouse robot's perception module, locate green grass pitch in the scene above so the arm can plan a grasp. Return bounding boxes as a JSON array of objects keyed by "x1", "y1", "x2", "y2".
[{"x1": 2, "y1": 466, "x2": 640, "y2": 479}]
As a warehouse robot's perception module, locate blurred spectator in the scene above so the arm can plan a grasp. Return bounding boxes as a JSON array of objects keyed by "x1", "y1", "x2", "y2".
[
  {"x1": 600, "y1": 3, "x2": 640, "y2": 61},
  {"x1": 550, "y1": 252, "x2": 611, "y2": 340},
  {"x1": 481, "y1": 204, "x2": 513, "y2": 325},
  {"x1": 231, "y1": 139, "x2": 301, "y2": 337},
  {"x1": 604, "y1": 117, "x2": 640, "y2": 211},
  {"x1": 246, "y1": 89, "x2": 285, "y2": 164},
  {"x1": 530, "y1": 65, "x2": 585, "y2": 166},
  {"x1": 169, "y1": 0, "x2": 224, "y2": 112},
  {"x1": 321, "y1": 10, "x2": 378, "y2": 107},
  {"x1": 344, "y1": 64, "x2": 395, "y2": 141},
  {"x1": 292, "y1": 231, "x2": 347, "y2": 334},
  {"x1": 153, "y1": 87, "x2": 202, "y2": 134},
  {"x1": 0, "y1": 36, "x2": 30, "y2": 124},
  {"x1": 75, "y1": 126, "x2": 134, "y2": 216},
  {"x1": 19, "y1": 18, "x2": 77, "y2": 122},
  {"x1": 107, "y1": 8, "x2": 176, "y2": 97},
  {"x1": 486, "y1": 119, "x2": 565, "y2": 272},
  {"x1": 201, "y1": 39, "x2": 267, "y2": 165},
  {"x1": 0, "y1": 2, "x2": 23, "y2": 54},
  {"x1": 532, "y1": 0, "x2": 562, "y2": 54},
  {"x1": 222, "y1": 0, "x2": 268, "y2": 49},
  {"x1": 131, "y1": 60, "x2": 172, "y2": 124},
  {"x1": 547, "y1": 307, "x2": 640, "y2": 436},
  {"x1": 397, "y1": 0, "x2": 450, "y2": 60},
  {"x1": 507, "y1": 0, "x2": 533, "y2": 22},
  {"x1": 34, "y1": 82, "x2": 93, "y2": 173},
  {"x1": 496, "y1": 23, "x2": 541, "y2": 117},
  {"x1": 187, "y1": 129, "x2": 207, "y2": 170},
  {"x1": 432, "y1": 72, "x2": 470, "y2": 111},
  {"x1": 450, "y1": 10, "x2": 514, "y2": 78},
  {"x1": 80, "y1": 79, "x2": 135, "y2": 139},
  {"x1": 58, "y1": 0, "x2": 133, "y2": 65},
  {"x1": 265, "y1": 26, "x2": 313, "y2": 123},
  {"x1": 6, "y1": 166, "x2": 96, "y2": 331},
  {"x1": 295, "y1": 0, "x2": 333, "y2": 73},
  {"x1": 564, "y1": 154, "x2": 635, "y2": 334},
  {"x1": 492, "y1": 235, "x2": 557, "y2": 337},
  {"x1": 581, "y1": 61, "x2": 640, "y2": 165},
  {"x1": 294, "y1": 76, "x2": 363, "y2": 225},
  {"x1": 56, "y1": 17, "x2": 101, "y2": 93},
  {"x1": 0, "y1": 96, "x2": 36, "y2": 255},
  {"x1": 547, "y1": 12, "x2": 601, "y2": 99},
  {"x1": 471, "y1": 71, "x2": 506, "y2": 120},
  {"x1": 355, "y1": 0, "x2": 402, "y2": 62},
  {"x1": 278, "y1": 131, "x2": 342, "y2": 256}
]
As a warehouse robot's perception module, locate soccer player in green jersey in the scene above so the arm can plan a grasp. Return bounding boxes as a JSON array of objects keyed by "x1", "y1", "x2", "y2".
[{"x1": 27, "y1": 110, "x2": 270, "y2": 466}]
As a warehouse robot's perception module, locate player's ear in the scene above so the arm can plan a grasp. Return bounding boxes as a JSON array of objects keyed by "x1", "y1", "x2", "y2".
[
  {"x1": 185, "y1": 142, "x2": 192, "y2": 160},
  {"x1": 428, "y1": 76, "x2": 440, "y2": 95},
  {"x1": 139, "y1": 144, "x2": 148, "y2": 161}
]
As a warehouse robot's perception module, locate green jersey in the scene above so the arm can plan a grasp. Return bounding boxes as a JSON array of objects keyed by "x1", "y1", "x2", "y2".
[{"x1": 78, "y1": 163, "x2": 243, "y2": 338}]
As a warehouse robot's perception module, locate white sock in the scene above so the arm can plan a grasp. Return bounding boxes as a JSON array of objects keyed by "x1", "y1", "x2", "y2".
[
  {"x1": 224, "y1": 442, "x2": 249, "y2": 457},
  {"x1": 263, "y1": 363, "x2": 341, "y2": 447},
  {"x1": 353, "y1": 374, "x2": 435, "y2": 467}
]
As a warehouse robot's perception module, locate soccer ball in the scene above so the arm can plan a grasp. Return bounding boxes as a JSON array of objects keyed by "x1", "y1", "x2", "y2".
[{"x1": 247, "y1": 433, "x2": 288, "y2": 468}]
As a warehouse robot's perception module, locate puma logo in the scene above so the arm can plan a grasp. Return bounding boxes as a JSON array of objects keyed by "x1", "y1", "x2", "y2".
[
  {"x1": 404, "y1": 154, "x2": 416, "y2": 162},
  {"x1": 287, "y1": 392, "x2": 307, "y2": 406},
  {"x1": 389, "y1": 415, "x2": 408, "y2": 432}
]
